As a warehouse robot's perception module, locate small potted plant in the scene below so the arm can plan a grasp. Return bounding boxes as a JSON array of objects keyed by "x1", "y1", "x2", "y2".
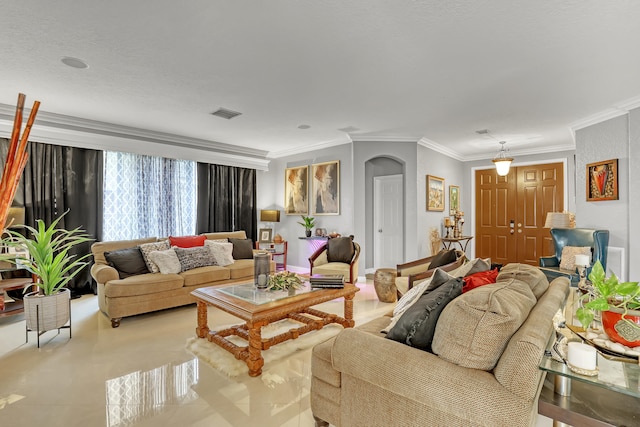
[
  {"x1": 576, "y1": 260, "x2": 640, "y2": 347},
  {"x1": 0, "y1": 212, "x2": 93, "y2": 332},
  {"x1": 298, "y1": 215, "x2": 315, "y2": 237},
  {"x1": 267, "y1": 271, "x2": 304, "y2": 295}
]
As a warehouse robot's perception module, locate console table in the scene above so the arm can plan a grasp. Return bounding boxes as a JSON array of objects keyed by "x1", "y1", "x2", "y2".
[{"x1": 441, "y1": 235, "x2": 473, "y2": 252}]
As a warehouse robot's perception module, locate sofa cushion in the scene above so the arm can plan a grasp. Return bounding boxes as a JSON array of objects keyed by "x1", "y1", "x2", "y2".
[
  {"x1": 432, "y1": 279, "x2": 537, "y2": 370},
  {"x1": 180, "y1": 265, "x2": 231, "y2": 287},
  {"x1": 229, "y1": 238, "x2": 254, "y2": 260},
  {"x1": 226, "y1": 259, "x2": 255, "y2": 279},
  {"x1": 559, "y1": 246, "x2": 591, "y2": 271},
  {"x1": 169, "y1": 235, "x2": 206, "y2": 248},
  {"x1": 462, "y1": 268, "x2": 499, "y2": 293},
  {"x1": 104, "y1": 247, "x2": 150, "y2": 279},
  {"x1": 103, "y1": 273, "x2": 184, "y2": 298},
  {"x1": 386, "y1": 277, "x2": 463, "y2": 351},
  {"x1": 428, "y1": 249, "x2": 457, "y2": 269},
  {"x1": 148, "y1": 248, "x2": 182, "y2": 274},
  {"x1": 204, "y1": 240, "x2": 235, "y2": 266},
  {"x1": 139, "y1": 240, "x2": 170, "y2": 273},
  {"x1": 174, "y1": 246, "x2": 216, "y2": 272},
  {"x1": 496, "y1": 263, "x2": 549, "y2": 299},
  {"x1": 326, "y1": 236, "x2": 355, "y2": 263}
]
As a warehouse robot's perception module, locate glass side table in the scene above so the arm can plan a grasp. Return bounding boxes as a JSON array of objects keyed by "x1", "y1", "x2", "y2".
[{"x1": 538, "y1": 289, "x2": 640, "y2": 426}]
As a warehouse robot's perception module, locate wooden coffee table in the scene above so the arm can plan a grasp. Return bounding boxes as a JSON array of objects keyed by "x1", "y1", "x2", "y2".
[{"x1": 192, "y1": 282, "x2": 359, "y2": 376}]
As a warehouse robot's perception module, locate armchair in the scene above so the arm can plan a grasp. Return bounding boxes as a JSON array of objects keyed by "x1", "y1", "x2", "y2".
[
  {"x1": 539, "y1": 228, "x2": 609, "y2": 285},
  {"x1": 309, "y1": 236, "x2": 360, "y2": 284}
]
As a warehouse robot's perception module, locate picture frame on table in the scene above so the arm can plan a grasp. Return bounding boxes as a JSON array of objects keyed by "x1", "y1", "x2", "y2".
[
  {"x1": 586, "y1": 159, "x2": 618, "y2": 201},
  {"x1": 259, "y1": 228, "x2": 273, "y2": 243},
  {"x1": 427, "y1": 175, "x2": 445, "y2": 211},
  {"x1": 284, "y1": 165, "x2": 309, "y2": 215}
]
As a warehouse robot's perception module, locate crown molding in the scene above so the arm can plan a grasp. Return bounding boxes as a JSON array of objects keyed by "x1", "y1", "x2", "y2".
[
  {"x1": 418, "y1": 137, "x2": 465, "y2": 161},
  {"x1": 569, "y1": 95, "x2": 640, "y2": 133},
  {"x1": 350, "y1": 135, "x2": 420, "y2": 143},
  {"x1": 0, "y1": 103, "x2": 270, "y2": 170},
  {"x1": 462, "y1": 143, "x2": 576, "y2": 162},
  {"x1": 267, "y1": 136, "x2": 352, "y2": 158}
]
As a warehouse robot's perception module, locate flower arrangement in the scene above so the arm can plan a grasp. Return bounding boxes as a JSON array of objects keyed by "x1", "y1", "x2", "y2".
[{"x1": 267, "y1": 271, "x2": 304, "y2": 291}]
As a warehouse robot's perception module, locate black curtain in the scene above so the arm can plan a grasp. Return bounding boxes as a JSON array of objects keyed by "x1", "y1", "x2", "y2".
[
  {"x1": 1, "y1": 138, "x2": 103, "y2": 295},
  {"x1": 196, "y1": 163, "x2": 257, "y2": 240}
]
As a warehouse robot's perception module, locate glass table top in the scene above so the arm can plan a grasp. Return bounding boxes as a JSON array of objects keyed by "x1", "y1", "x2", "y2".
[
  {"x1": 217, "y1": 281, "x2": 318, "y2": 305},
  {"x1": 540, "y1": 289, "x2": 640, "y2": 398}
]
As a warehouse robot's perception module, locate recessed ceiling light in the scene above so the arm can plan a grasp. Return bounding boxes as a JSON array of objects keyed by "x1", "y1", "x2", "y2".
[
  {"x1": 475, "y1": 129, "x2": 490, "y2": 135},
  {"x1": 298, "y1": 124, "x2": 311, "y2": 129},
  {"x1": 61, "y1": 57, "x2": 89, "y2": 69}
]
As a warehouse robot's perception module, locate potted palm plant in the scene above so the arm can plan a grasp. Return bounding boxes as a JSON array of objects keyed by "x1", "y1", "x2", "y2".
[
  {"x1": 0, "y1": 212, "x2": 92, "y2": 332},
  {"x1": 298, "y1": 215, "x2": 315, "y2": 237},
  {"x1": 576, "y1": 260, "x2": 640, "y2": 347}
]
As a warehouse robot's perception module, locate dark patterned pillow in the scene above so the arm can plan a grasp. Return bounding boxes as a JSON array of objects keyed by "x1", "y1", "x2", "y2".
[
  {"x1": 139, "y1": 240, "x2": 170, "y2": 273},
  {"x1": 174, "y1": 246, "x2": 215, "y2": 272}
]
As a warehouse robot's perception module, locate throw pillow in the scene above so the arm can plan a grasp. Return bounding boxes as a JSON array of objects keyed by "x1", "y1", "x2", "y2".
[
  {"x1": 204, "y1": 240, "x2": 235, "y2": 266},
  {"x1": 148, "y1": 248, "x2": 181, "y2": 274},
  {"x1": 174, "y1": 246, "x2": 215, "y2": 272},
  {"x1": 496, "y1": 263, "x2": 549, "y2": 300},
  {"x1": 386, "y1": 277, "x2": 464, "y2": 351},
  {"x1": 383, "y1": 268, "x2": 455, "y2": 334},
  {"x1": 228, "y1": 238, "x2": 254, "y2": 259},
  {"x1": 428, "y1": 249, "x2": 457, "y2": 269},
  {"x1": 169, "y1": 235, "x2": 206, "y2": 248},
  {"x1": 104, "y1": 247, "x2": 149, "y2": 279},
  {"x1": 462, "y1": 268, "x2": 499, "y2": 293},
  {"x1": 559, "y1": 246, "x2": 591, "y2": 271},
  {"x1": 326, "y1": 236, "x2": 355, "y2": 263},
  {"x1": 431, "y1": 279, "x2": 537, "y2": 371},
  {"x1": 139, "y1": 240, "x2": 170, "y2": 273}
]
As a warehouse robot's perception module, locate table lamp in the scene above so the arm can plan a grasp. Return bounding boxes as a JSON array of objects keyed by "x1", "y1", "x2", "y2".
[{"x1": 574, "y1": 254, "x2": 590, "y2": 291}]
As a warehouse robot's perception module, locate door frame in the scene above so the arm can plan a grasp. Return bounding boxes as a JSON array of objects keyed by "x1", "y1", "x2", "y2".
[{"x1": 469, "y1": 157, "x2": 569, "y2": 260}]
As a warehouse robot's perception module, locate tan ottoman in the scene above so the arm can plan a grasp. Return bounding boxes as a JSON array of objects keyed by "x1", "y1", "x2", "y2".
[{"x1": 373, "y1": 268, "x2": 397, "y2": 303}]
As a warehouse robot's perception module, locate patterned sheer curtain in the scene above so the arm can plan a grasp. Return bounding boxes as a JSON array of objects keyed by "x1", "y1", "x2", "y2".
[{"x1": 103, "y1": 152, "x2": 196, "y2": 240}]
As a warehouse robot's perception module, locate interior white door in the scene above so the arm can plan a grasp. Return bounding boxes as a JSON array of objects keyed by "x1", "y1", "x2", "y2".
[{"x1": 374, "y1": 174, "x2": 404, "y2": 268}]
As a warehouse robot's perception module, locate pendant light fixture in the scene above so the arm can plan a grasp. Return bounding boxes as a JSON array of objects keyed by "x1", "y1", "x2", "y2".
[{"x1": 492, "y1": 141, "x2": 513, "y2": 176}]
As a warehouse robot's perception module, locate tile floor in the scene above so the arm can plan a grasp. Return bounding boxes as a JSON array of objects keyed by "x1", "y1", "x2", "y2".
[{"x1": 0, "y1": 281, "x2": 552, "y2": 426}]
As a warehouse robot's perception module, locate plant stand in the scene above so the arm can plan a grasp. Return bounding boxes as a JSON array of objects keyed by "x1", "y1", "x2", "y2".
[{"x1": 25, "y1": 290, "x2": 72, "y2": 348}]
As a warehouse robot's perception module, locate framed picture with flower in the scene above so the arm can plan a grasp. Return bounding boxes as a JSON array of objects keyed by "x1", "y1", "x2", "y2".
[
  {"x1": 449, "y1": 185, "x2": 460, "y2": 215},
  {"x1": 427, "y1": 175, "x2": 445, "y2": 211}
]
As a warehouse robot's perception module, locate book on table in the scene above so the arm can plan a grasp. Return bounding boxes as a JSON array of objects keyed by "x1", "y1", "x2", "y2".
[{"x1": 310, "y1": 274, "x2": 345, "y2": 288}]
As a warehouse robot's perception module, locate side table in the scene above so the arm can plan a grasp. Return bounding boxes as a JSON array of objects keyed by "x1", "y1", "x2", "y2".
[
  {"x1": 373, "y1": 268, "x2": 397, "y2": 303},
  {"x1": 0, "y1": 277, "x2": 33, "y2": 317}
]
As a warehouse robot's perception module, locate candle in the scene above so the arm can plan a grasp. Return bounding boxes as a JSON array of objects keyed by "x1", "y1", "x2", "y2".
[
  {"x1": 574, "y1": 254, "x2": 590, "y2": 267},
  {"x1": 444, "y1": 218, "x2": 451, "y2": 227},
  {"x1": 258, "y1": 274, "x2": 267, "y2": 286},
  {"x1": 567, "y1": 342, "x2": 597, "y2": 371}
]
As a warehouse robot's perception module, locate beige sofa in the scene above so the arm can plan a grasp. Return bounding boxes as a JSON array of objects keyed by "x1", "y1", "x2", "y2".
[
  {"x1": 311, "y1": 264, "x2": 570, "y2": 427},
  {"x1": 91, "y1": 231, "x2": 274, "y2": 327}
]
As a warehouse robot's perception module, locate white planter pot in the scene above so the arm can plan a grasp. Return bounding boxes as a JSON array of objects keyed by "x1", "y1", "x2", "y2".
[{"x1": 24, "y1": 288, "x2": 71, "y2": 331}]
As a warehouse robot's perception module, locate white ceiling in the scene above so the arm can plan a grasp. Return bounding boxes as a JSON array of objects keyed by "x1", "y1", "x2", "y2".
[{"x1": 2, "y1": 1, "x2": 640, "y2": 161}]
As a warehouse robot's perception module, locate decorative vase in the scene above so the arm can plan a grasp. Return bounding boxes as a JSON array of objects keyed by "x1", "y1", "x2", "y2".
[
  {"x1": 273, "y1": 234, "x2": 284, "y2": 244},
  {"x1": 601, "y1": 307, "x2": 640, "y2": 347},
  {"x1": 254, "y1": 253, "x2": 270, "y2": 290},
  {"x1": 24, "y1": 288, "x2": 71, "y2": 331},
  {"x1": 305, "y1": 229, "x2": 312, "y2": 237}
]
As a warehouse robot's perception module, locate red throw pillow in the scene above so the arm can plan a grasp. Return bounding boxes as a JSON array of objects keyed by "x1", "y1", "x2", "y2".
[
  {"x1": 462, "y1": 268, "x2": 499, "y2": 293},
  {"x1": 169, "y1": 235, "x2": 206, "y2": 248}
]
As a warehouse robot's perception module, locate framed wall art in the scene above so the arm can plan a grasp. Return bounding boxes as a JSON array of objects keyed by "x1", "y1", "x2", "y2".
[
  {"x1": 427, "y1": 175, "x2": 445, "y2": 211},
  {"x1": 449, "y1": 185, "x2": 460, "y2": 215},
  {"x1": 284, "y1": 165, "x2": 309, "y2": 215},
  {"x1": 312, "y1": 160, "x2": 340, "y2": 215},
  {"x1": 586, "y1": 159, "x2": 618, "y2": 201}
]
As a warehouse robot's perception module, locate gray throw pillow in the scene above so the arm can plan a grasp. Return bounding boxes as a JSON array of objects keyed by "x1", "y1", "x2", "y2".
[
  {"x1": 174, "y1": 246, "x2": 215, "y2": 272},
  {"x1": 229, "y1": 238, "x2": 254, "y2": 259},
  {"x1": 429, "y1": 249, "x2": 457, "y2": 269},
  {"x1": 326, "y1": 236, "x2": 355, "y2": 263},
  {"x1": 386, "y1": 277, "x2": 464, "y2": 352},
  {"x1": 104, "y1": 247, "x2": 150, "y2": 279}
]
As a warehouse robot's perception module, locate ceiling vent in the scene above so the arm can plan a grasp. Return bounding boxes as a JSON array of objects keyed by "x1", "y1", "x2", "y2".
[{"x1": 211, "y1": 108, "x2": 242, "y2": 120}]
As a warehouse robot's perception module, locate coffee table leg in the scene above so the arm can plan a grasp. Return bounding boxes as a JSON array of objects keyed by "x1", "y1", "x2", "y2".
[
  {"x1": 247, "y1": 320, "x2": 267, "y2": 377},
  {"x1": 344, "y1": 293, "x2": 355, "y2": 328},
  {"x1": 195, "y1": 300, "x2": 210, "y2": 338}
]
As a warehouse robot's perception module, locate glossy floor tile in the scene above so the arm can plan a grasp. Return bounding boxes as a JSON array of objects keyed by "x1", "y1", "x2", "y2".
[{"x1": 0, "y1": 281, "x2": 552, "y2": 426}]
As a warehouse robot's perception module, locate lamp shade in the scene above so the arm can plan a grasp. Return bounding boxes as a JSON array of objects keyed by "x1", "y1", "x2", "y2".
[
  {"x1": 260, "y1": 209, "x2": 280, "y2": 222},
  {"x1": 6, "y1": 206, "x2": 25, "y2": 228},
  {"x1": 493, "y1": 158, "x2": 512, "y2": 176},
  {"x1": 544, "y1": 212, "x2": 571, "y2": 228}
]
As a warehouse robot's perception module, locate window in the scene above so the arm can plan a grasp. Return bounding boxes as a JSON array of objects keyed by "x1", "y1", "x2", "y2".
[{"x1": 103, "y1": 152, "x2": 196, "y2": 241}]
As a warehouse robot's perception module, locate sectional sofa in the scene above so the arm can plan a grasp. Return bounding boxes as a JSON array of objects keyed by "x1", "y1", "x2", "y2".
[{"x1": 91, "y1": 231, "x2": 274, "y2": 327}]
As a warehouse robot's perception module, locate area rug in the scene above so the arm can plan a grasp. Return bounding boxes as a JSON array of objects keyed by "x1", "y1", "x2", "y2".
[{"x1": 186, "y1": 319, "x2": 343, "y2": 377}]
